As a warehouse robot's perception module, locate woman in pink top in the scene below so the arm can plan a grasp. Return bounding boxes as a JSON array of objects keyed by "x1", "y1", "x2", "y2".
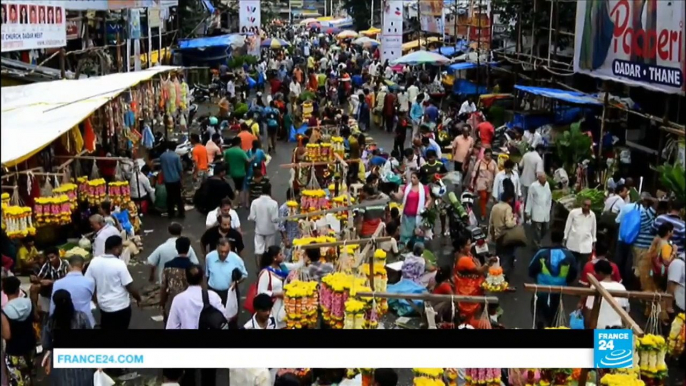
[
  {"x1": 394, "y1": 172, "x2": 433, "y2": 245},
  {"x1": 470, "y1": 148, "x2": 497, "y2": 221}
]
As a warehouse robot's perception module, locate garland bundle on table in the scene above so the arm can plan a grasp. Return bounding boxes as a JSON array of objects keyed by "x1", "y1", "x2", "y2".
[
  {"x1": 52, "y1": 183, "x2": 78, "y2": 210},
  {"x1": 108, "y1": 181, "x2": 131, "y2": 206},
  {"x1": 85, "y1": 178, "x2": 107, "y2": 205},
  {"x1": 465, "y1": 368, "x2": 500, "y2": 386},
  {"x1": 283, "y1": 280, "x2": 319, "y2": 329},
  {"x1": 2, "y1": 205, "x2": 35, "y2": 239},
  {"x1": 667, "y1": 313, "x2": 685, "y2": 357},
  {"x1": 413, "y1": 368, "x2": 446, "y2": 386},
  {"x1": 34, "y1": 195, "x2": 72, "y2": 226},
  {"x1": 636, "y1": 334, "x2": 668, "y2": 385}
]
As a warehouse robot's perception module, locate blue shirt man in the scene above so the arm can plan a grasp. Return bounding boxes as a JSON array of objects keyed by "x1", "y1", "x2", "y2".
[
  {"x1": 425, "y1": 103, "x2": 439, "y2": 123},
  {"x1": 50, "y1": 256, "x2": 96, "y2": 328},
  {"x1": 205, "y1": 241, "x2": 248, "y2": 292},
  {"x1": 159, "y1": 147, "x2": 183, "y2": 184}
]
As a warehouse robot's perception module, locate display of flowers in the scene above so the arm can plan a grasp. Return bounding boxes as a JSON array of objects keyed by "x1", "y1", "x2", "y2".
[
  {"x1": 331, "y1": 136, "x2": 346, "y2": 158},
  {"x1": 283, "y1": 280, "x2": 319, "y2": 329},
  {"x1": 2, "y1": 205, "x2": 36, "y2": 239},
  {"x1": 76, "y1": 176, "x2": 89, "y2": 201},
  {"x1": 286, "y1": 200, "x2": 299, "y2": 220},
  {"x1": 414, "y1": 369, "x2": 446, "y2": 386},
  {"x1": 538, "y1": 368, "x2": 572, "y2": 385},
  {"x1": 85, "y1": 178, "x2": 107, "y2": 205},
  {"x1": 482, "y1": 265, "x2": 508, "y2": 292},
  {"x1": 300, "y1": 189, "x2": 329, "y2": 214},
  {"x1": 52, "y1": 183, "x2": 78, "y2": 210},
  {"x1": 291, "y1": 236, "x2": 339, "y2": 262},
  {"x1": 600, "y1": 373, "x2": 645, "y2": 386},
  {"x1": 637, "y1": 334, "x2": 668, "y2": 384},
  {"x1": 34, "y1": 195, "x2": 72, "y2": 226},
  {"x1": 667, "y1": 313, "x2": 685, "y2": 357},
  {"x1": 108, "y1": 181, "x2": 131, "y2": 206},
  {"x1": 465, "y1": 368, "x2": 501, "y2": 386},
  {"x1": 343, "y1": 299, "x2": 367, "y2": 329},
  {"x1": 332, "y1": 194, "x2": 354, "y2": 221},
  {"x1": 1, "y1": 192, "x2": 10, "y2": 206}
]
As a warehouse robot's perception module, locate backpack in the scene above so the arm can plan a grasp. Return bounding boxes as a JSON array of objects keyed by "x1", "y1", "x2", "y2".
[
  {"x1": 198, "y1": 290, "x2": 229, "y2": 330},
  {"x1": 266, "y1": 109, "x2": 278, "y2": 128},
  {"x1": 618, "y1": 204, "x2": 642, "y2": 244}
]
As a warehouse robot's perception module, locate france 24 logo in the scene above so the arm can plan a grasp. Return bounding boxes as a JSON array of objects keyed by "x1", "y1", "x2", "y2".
[{"x1": 594, "y1": 330, "x2": 634, "y2": 369}]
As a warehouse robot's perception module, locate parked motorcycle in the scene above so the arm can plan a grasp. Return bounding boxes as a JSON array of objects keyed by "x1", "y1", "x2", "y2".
[{"x1": 190, "y1": 85, "x2": 210, "y2": 103}]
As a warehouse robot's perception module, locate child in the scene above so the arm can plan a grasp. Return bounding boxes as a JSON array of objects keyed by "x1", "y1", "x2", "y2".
[
  {"x1": 243, "y1": 293, "x2": 277, "y2": 329},
  {"x1": 16, "y1": 236, "x2": 39, "y2": 275},
  {"x1": 247, "y1": 167, "x2": 270, "y2": 204}
]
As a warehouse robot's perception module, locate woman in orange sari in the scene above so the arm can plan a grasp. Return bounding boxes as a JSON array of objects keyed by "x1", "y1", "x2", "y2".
[{"x1": 453, "y1": 235, "x2": 496, "y2": 326}]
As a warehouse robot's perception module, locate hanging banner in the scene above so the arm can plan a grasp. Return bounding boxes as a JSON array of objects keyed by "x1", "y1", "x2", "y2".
[
  {"x1": 148, "y1": 5, "x2": 162, "y2": 28},
  {"x1": 419, "y1": 0, "x2": 443, "y2": 34},
  {"x1": 128, "y1": 8, "x2": 141, "y2": 40},
  {"x1": 1, "y1": 1, "x2": 67, "y2": 52},
  {"x1": 573, "y1": 0, "x2": 686, "y2": 95},
  {"x1": 66, "y1": 17, "x2": 82, "y2": 40},
  {"x1": 63, "y1": 1, "x2": 154, "y2": 10},
  {"x1": 381, "y1": 0, "x2": 403, "y2": 63},
  {"x1": 239, "y1": 0, "x2": 261, "y2": 57}
]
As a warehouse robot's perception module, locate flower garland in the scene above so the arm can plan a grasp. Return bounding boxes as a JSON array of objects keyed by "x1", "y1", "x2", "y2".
[
  {"x1": 291, "y1": 236, "x2": 341, "y2": 262},
  {"x1": 34, "y1": 195, "x2": 72, "y2": 226},
  {"x1": 636, "y1": 334, "x2": 668, "y2": 385},
  {"x1": 1, "y1": 192, "x2": 10, "y2": 206},
  {"x1": 413, "y1": 369, "x2": 446, "y2": 386},
  {"x1": 320, "y1": 272, "x2": 367, "y2": 329},
  {"x1": 331, "y1": 136, "x2": 346, "y2": 158},
  {"x1": 108, "y1": 181, "x2": 131, "y2": 206},
  {"x1": 85, "y1": 178, "x2": 107, "y2": 205},
  {"x1": 465, "y1": 368, "x2": 501, "y2": 386},
  {"x1": 600, "y1": 373, "x2": 645, "y2": 386},
  {"x1": 300, "y1": 189, "x2": 329, "y2": 214},
  {"x1": 343, "y1": 299, "x2": 367, "y2": 329},
  {"x1": 76, "y1": 176, "x2": 89, "y2": 201},
  {"x1": 331, "y1": 194, "x2": 354, "y2": 221},
  {"x1": 52, "y1": 183, "x2": 78, "y2": 210},
  {"x1": 667, "y1": 313, "x2": 685, "y2": 358},
  {"x1": 286, "y1": 201, "x2": 299, "y2": 221},
  {"x1": 2, "y1": 205, "x2": 35, "y2": 239},
  {"x1": 283, "y1": 280, "x2": 319, "y2": 329}
]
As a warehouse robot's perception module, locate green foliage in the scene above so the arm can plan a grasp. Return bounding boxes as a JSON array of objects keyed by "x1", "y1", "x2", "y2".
[
  {"x1": 554, "y1": 125, "x2": 593, "y2": 174},
  {"x1": 233, "y1": 103, "x2": 249, "y2": 119},
  {"x1": 342, "y1": 0, "x2": 371, "y2": 31},
  {"x1": 487, "y1": 106, "x2": 505, "y2": 128},
  {"x1": 655, "y1": 163, "x2": 686, "y2": 205},
  {"x1": 491, "y1": 0, "x2": 576, "y2": 51},
  {"x1": 227, "y1": 55, "x2": 258, "y2": 69},
  {"x1": 300, "y1": 90, "x2": 316, "y2": 101}
]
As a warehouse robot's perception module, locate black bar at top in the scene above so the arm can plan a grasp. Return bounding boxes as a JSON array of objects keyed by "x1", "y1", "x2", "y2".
[{"x1": 54, "y1": 329, "x2": 593, "y2": 349}]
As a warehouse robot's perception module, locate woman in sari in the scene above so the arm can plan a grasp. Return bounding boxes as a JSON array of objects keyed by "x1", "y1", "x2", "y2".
[
  {"x1": 640, "y1": 222, "x2": 676, "y2": 322},
  {"x1": 393, "y1": 172, "x2": 432, "y2": 246},
  {"x1": 453, "y1": 235, "x2": 496, "y2": 326}
]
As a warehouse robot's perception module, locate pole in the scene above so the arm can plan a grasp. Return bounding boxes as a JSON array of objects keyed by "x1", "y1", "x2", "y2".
[
  {"x1": 475, "y1": 0, "x2": 482, "y2": 95},
  {"x1": 59, "y1": 48, "x2": 66, "y2": 79},
  {"x1": 148, "y1": 8, "x2": 153, "y2": 69},
  {"x1": 369, "y1": 0, "x2": 373, "y2": 28},
  {"x1": 530, "y1": 0, "x2": 537, "y2": 61},
  {"x1": 597, "y1": 85, "x2": 610, "y2": 171},
  {"x1": 553, "y1": 0, "x2": 560, "y2": 63},
  {"x1": 289, "y1": 0, "x2": 292, "y2": 24},
  {"x1": 547, "y1": 0, "x2": 554, "y2": 66},
  {"x1": 116, "y1": 31, "x2": 122, "y2": 73}
]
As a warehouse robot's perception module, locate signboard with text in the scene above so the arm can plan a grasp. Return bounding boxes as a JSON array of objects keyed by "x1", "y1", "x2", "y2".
[
  {"x1": 63, "y1": 0, "x2": 154, "y2": 11},
  {"x1": 573, "y1": 0, "x2": 685, "y2": 95},
  {"x1": 1, "y1": 1, "x2": 67, "y2": 52},
  {"x1": 381, "y1": 0, "x2": 403, "y2": 63}
]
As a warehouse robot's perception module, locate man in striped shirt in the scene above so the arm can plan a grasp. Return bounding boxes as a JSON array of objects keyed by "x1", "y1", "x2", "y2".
[
  {"x1": 653, "y1": 201, "x2": 685, "y2": 253},
  {"x1": 616, "y1": 192, "x2": 657, "y2": 282}
]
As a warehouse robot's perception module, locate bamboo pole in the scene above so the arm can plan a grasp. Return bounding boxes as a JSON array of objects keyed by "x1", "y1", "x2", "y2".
[
  {"x1": 56, "y1": 150, "x2": 89, "y2": 170},
  {"x1": 293, "y1": 237, "x2": 393, "y2": 249},
  {"x1": 53, "y1": 155, "x2": 130, "y2": 162},
  {"x1": 597, "y1": 85, "x2": 610, "y2": 170},
  {"x1": 280, "y1": 159, "x2": 361, "y2": 168},
  {"x1": 275, "y1": 198, "x2": 390, "y2": 221},
  {"x1": 523, "y1": 283, "x2": 672, "y2": 301},
  {"x1": 586, "y1": 275, "x2": 644, "y2": 336},
  {"x1": 354, "y1": 291, "x2": 499, "y2": 304}
]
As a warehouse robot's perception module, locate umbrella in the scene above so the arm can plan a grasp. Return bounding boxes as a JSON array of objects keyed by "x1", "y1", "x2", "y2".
[
  {"x1": 261, "y1": 38, "x2": 290, "y2": 49},
  {"x1": 323, "y1": 27, "x2": 341, "y2": 34},
  {"x1": 299, "y1": 18, "x2": 319, "y2": 25},
  {"x1": 392, "y1": 51, "x2": 450, "y2": 66},
  {"x1": 352, "y1": 37, "x2": 380, "y2": 46},
  {"x1": 337, "y1": 30, "x2": 359, "y2": 39}
]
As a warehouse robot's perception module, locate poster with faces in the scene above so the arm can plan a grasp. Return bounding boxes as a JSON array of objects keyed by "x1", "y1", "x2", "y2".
[
  {"x1": 1, "y1": 1, "x2": 66, "y2": 52},
  {"x1": 239, "y1": 0, "x2": 261, "y2": 57},
  {"x1": 381, "y1": 0, "x2": 403, "y2": 63}
]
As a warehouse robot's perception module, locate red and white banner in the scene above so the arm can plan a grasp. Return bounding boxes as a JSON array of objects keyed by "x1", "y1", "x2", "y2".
[{"x1": 1, "y1": 1, "x2": 67, "y2": 52}]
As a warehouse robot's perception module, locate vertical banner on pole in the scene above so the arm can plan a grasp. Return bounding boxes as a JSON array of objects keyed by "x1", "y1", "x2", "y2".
[
  {"x1": 239, "y1": 0, "x2": 261, "y2": 57},
  {"x1": 129, "y1": 9, "x2": 141, "y2": 71},
  {"x1": 381, "y1": 0, "x2": 403, "y2": 63}
]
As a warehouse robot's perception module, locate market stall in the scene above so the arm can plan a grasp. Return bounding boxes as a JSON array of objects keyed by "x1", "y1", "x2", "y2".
[{"x1": 510, "y1": 85, "x2": 602, "y2": 131}]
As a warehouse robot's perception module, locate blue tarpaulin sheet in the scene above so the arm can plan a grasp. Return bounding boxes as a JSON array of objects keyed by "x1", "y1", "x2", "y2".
[
  {"x1": 514, "y1": 85, "x2": 602, "y2": 106},
  {"x1": 178, "y1": 34, "x2": 241, "y2": 50},
  {"x1": 447, "y1": 61, "x2": 498, "y2": 73},
  {"x1": 452, "y1": 79, "x2": 487, "y2": 96},
  {"x1": 387, "y1": 279, "x2": 428, "y2": 316},
  {"x1": 202, "y1": 0, "x2": 215, "y2": 13},
  {"x1": 432, "y1": 40, "x2": 469, "y2": 56}
]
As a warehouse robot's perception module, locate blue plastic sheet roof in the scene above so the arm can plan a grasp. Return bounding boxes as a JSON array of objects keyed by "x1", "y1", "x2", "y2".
[
  {"x1": 447, "y1": 61, "x2": 498, "y2": 73},
  {"x1": 514, "y1": 85, "x2": 602, "y2": 106},
  {"x1": 432, "y1": 40, "x2": 469, "y2": 56},
  {"x1": 178, "y1": 34, "x2": 241, "y2": 50}
]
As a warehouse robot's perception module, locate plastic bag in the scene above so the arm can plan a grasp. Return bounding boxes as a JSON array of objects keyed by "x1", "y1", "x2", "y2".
[
  {"x1": 225, "y1": 287, "x2": 238, "y2": 320},
  {"x1": 94, "y1": 370, "x2": 116, "y2": 386},
  {"x1": 40, "y1": 176, "x2": 54, "y2": 197},
  {"x1": 569, "y1": 310, "x2": 585, "y2": 329},
  {"x1": 89, "y1": 160, "x2": 100, "y2": 180}
]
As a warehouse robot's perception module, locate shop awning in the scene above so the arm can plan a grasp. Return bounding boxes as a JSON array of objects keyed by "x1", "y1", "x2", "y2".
[
  {"x1": 1, "y1": 66, "x2": 181, "y2": 167},
  {"x1": 447, "y1": 61, "x2": 497, "y2": 73},
  {"x1": 178, "y1": 34, "x2": 243, "y2": 50},
  {"x1": 514, "y1": 85, "x2": 602, "y2": 106}
]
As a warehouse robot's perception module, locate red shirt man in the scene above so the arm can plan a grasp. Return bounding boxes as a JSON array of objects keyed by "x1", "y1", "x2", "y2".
[
  {"x1": 477, "y1": 121, "x2": 495, "y2": 148},
  {"x1": 579, "y1": 249, "x2": 622, "y2": 286}
]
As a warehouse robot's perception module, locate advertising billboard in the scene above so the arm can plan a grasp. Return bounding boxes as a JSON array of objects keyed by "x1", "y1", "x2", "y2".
[
  {"x1": 381, "y1": 0, "x2": 403, "y2": 63},
  {"x1": 419, "y1": 0, "x2": 444, "y2": 34},
  {"x1": 239, "y1": 0, "x2": 261, "y2": 57},
  {"x1": 573, "y1": 0, "x2": 685, "y2": 95},
  {"x1": 1, "y1": 1, "x2": 67, "y2": 52}
]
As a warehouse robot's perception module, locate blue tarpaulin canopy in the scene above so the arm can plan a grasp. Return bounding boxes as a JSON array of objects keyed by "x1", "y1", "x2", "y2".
[
  {"x1": 514, "y1": 85, "x2": 602, "y2": 106},
  {"x1": 432, "y1": 40, "x2": 469, "y2": 56},
  {"x1": 178, "y1": 34, "x2": 243, "y2": 50},
  {"x1": 447, "y1": 61, "x2": 497, "y2": 73}
]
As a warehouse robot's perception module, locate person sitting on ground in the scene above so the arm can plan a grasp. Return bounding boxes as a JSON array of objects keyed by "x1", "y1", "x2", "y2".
[
  {"x1": 16, "y1": 236, "x2": 39, "y2": 275},
  {"x1": 243, "y1": 293, "x2": 277, "y2": 329},
  {"x1": 401, "y1": 242, "x2": 436, "y2": 287}
]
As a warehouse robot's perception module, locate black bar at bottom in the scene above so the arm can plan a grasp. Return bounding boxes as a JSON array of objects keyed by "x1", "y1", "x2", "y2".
[{"x1": 54, "y1": 329, "x2": 593, "y2": 349}]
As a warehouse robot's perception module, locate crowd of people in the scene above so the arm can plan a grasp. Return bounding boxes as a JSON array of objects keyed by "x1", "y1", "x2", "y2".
[{"x1": 1, "y1": 20, "x2": 684, "y2": 386}]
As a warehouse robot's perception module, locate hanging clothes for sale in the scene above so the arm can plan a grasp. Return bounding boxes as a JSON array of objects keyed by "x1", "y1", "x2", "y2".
[{"x1": 83, "y1": 118, "x2": 97, "y2": 152}]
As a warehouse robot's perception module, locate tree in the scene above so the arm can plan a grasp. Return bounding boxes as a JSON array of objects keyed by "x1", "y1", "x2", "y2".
[{"x1": 491, "y1": 0, "x2": 576, "y2": 52}]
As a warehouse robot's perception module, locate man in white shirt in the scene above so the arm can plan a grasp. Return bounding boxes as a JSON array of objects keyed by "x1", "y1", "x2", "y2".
[
  {"x1": 407, "y1": 81, "x2": 419, "y2": 104},
  {"x1": 667, "y1": 253, "x2": 685, "y2": 314},
  {"x1": 129, "y1": 169, "x2": 153, "y2": 202},
  {"x1": 86, "y1": 235, "x2": 141, "y2": 330},
  {"x1": 166, "y1": 264, "x2": 226, "y2": 329},
  {"x1": 243, "y1": 293, "x2": 277, "y2": 329},
  {"x1": 458, "y1": 97, "x2": 477, "y2": 116},
  {"x1": 602, "y1": 185, "x2": 628, "y2": 214},
  {"x1": 491, "y1": 159, "x2": 521, "y2": 202},
  {"x1": 248, "y1": 182, "x2": 279, "y2": 261},
  {"x1": 226, "y1": 78, "x2": 236, "y2": 99},
  {"x1": 397, "y1": 87, "x2": 409, "y2": 113},
  {"x1": 564, "y1": 199, "x2": 597, "y2": 269},
  {"x1": 519, "y1": 145, "x2": 545, "y2": 205},
  {"x1": 90, "y1": 214, "x2": 121, "y2": 258},
  {"x1": 289, "y1": 80, "x2": 302, "y2": 101},
  {"x1": 205, "y1": 197, "x2": 241, "y2": 231},
  {"x1": 523, "y1": 127, "x2": 543, "y2": 149},
  {"x1": 368, "y1": 60, "x2": 379, "y2": 78},
  {"x1": 147, "y1": 222, "x2": 200, "y2": 284},
  {"x1": 585, "y1": 259, "x2": 629, "y2": 329},
  {"x1": 525, "y1": 172, "x2": 552, "y2": 249}
]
